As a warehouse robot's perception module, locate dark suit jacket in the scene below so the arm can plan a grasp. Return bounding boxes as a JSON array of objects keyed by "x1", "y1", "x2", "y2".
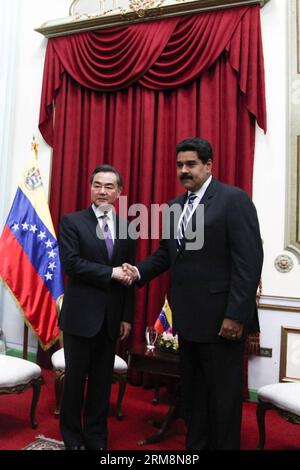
[
  {"x1": 137, "y1": 178, "x2": 263, "y2": 342},
  {"x1": 58, "y1": 207, "x2": 135, "y2": 340}
]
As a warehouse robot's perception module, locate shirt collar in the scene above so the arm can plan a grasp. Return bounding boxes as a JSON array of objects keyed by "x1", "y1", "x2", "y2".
[
  {"x1": 189, "y1": 175, "x2": 212, "y2": 199},
  {"x1": 92, "y1": 204, "x2": 114, "y2": 220}
]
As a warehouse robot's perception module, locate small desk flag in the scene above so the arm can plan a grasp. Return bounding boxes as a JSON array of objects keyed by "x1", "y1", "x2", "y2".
[
  {"x1": 154, "y1": 296, "x2": 172, "y2": 335},
  {"x1": 0, "y1": 141, "x2": 64, "y2": 350}
]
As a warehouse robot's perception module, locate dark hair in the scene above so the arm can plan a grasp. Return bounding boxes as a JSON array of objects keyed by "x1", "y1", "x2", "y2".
[
  {"x1": 90, "y1": 165, "x2": 123, "y2": 188},
  {"x1": 176, "y1": 137, "x2": 213, "y2": 163}
]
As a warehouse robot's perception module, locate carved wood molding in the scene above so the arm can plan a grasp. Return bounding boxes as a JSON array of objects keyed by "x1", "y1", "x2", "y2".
[
  {"x1": 35, "y1": 0, "x2": 270, "y2": 38},
  {"x1": 258, "y1": 295, "x2": 300, "y2": 313}
]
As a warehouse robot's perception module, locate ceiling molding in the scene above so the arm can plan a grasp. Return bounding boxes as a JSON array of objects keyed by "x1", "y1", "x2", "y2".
[{"x1": 35, "y1": 0, "x2": 270, "y2": 38}]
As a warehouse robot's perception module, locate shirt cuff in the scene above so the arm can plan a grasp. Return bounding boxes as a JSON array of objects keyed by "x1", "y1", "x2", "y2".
[{"x1": 133, "y1": 266, "x2": 141, "y2": 281}]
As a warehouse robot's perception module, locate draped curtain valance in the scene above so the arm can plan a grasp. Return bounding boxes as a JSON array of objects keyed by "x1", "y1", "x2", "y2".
[{"x1": 40, "y1": 6, "x2": 266, "y2": 146}]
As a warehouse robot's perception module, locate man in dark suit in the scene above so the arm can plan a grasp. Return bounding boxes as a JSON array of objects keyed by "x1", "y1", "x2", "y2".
[
  {"x1": 123, "y1": 137, "x2": 263, "y2": 450},
  {"x1": 59, "y1": 165, "x2": 135, "y2": 450}
]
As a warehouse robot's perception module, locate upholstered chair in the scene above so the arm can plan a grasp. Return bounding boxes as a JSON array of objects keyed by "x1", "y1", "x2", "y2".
[
  {"x1": 256, "y1": 382, "x2": 300, "y2": 449},
  {"x1": 0, "y1": 354, "x2": 43, "y2": 428},
  {"x1": 51, "y1": 347, "x2": 128, "y2": 420}
]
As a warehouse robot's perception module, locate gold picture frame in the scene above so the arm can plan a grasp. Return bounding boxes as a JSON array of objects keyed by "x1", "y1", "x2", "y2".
[{"x1": 279, "y1": 326, "x2": 300, "y2": 382}]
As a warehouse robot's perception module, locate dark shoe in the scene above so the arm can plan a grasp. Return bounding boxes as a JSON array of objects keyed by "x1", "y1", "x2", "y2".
[
  {"x1": 65, "y1": 444, "x2": 85, "y2": 450},
  {"x1": 85, "y1": 445, "x2": 108, "y2": 450},
  {"x1": 86, "y1": 447, "x2": 108, "y2": 451}
]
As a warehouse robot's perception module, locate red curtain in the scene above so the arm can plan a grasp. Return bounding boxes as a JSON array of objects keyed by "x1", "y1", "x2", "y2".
[{"x1": 39, "y1": 6, "x2": 266, "y2": 349}]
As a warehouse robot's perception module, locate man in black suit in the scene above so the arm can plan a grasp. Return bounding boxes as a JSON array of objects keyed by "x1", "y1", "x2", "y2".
[
  {"x1": 59, "y1": 165, "x2": 135, "y2": 450},
  {"x1": 123, "y1": 138, "x2": 263, "y2": 450}
]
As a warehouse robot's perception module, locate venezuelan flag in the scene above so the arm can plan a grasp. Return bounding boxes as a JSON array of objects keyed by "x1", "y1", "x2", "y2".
[
  {"x1": 154, "y1": 297, "x2": 172, "y2": 335},
  {"x1": 0, "y1": 143, "x2": 63, "y2": 350}
]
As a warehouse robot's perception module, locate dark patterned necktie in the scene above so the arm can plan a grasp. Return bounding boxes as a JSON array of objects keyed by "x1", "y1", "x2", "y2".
[
  {"x1": 99, "y1": 213, "x2": 114, "y2": 259},
  {"x1": 177, "y1": 192, "x2": 197, "y2": 248}
]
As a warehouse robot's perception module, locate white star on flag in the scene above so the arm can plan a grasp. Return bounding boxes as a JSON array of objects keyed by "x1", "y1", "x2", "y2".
[
  {"x1": 44, "y1": 272, "x2": 53, "y2": 281},
  {"x1": 48, "y1": 262, "x2": 56, "y2": 271},
  {"x1": 22, "y1": 222, "x2": 29, "y2": 230},
  {"x1": 45, "y1": 239, "x2": 54, "y2": 248},
  {"x1": 48, "y1": 249, "x2": 56, "y2": 259},
  {"x1": 12, "y1": 223, "x2": 19, "y2": 231},
  {"x1": 38, "y1": 231, "x2": 46, "y2": 240},
  {"x1": 30, "y1": 224, "x2": 38, "y2": 233}
]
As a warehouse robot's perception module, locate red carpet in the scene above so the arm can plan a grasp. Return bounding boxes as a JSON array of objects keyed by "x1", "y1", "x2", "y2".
[{"x1": 0, "y1": 369, "x2": 299, "y2": 450}]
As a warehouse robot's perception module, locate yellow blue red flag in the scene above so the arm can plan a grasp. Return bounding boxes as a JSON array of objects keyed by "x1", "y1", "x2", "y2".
[
  {"x1": 154, "y1": 297, "x2": 172, "y2": 335},
  {"x1": 0, "y1": 141, "x2": 63, "y2": 350}
]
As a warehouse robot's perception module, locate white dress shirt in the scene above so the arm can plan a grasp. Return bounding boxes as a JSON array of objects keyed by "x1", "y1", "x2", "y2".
[
  {"x1": 177, "y1": 175, "x2": 212, "y2": 229},
  {"x1": 92, "y1": 204, "x2": 115, "y2": 241}
]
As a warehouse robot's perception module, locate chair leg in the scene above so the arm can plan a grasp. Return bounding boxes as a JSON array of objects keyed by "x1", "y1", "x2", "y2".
[
  {"x1": 256, "y1": 401, "x2": 273, "y2": 450},
  {"x1": 113, "y1": 373, "x2": 127, "y2": 420},
  {"x1": 30, "y1": 376, "x2": 44, "y2": 429},
  {"x1": 54, "y1": 370, "x2": 65, "y2": 418}
]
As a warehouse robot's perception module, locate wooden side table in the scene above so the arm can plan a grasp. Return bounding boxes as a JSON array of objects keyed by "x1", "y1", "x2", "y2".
[{"x1": 128, "y1": 343, "x2": 181, "y2": 445}]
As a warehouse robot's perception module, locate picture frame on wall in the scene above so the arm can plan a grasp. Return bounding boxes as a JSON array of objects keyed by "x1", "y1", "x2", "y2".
[{"x1": 279, "y1": 326, "x2": 300, "y2": 382}]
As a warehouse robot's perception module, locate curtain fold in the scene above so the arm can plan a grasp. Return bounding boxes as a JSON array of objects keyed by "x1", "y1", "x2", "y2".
[
  {"x1": 139, "y1": 8, "x2": 246, "y2": 89},
  {"x1": 40, "y1": 6, "x2": 266, "y2": 147},
  {"x1": 38, "y1": 5, "x2": 266, "y2": 350},
  {"x1": 53, "y1": 18, "x2": 178, "y2": 90}
]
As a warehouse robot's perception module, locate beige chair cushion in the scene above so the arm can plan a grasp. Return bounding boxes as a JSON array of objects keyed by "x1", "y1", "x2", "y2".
[
  {"x1": 114, "y1": 355, "x2": 128, "y2": 373},
  {"x1": 0, "y1": 355, "x2": 41, "y2": 388},
  {"x1": 51, "y1": 348, "x2": 65, "y2": 369},
  {"x1": 258, "y1": 382, "x2": 300, "y2": 416},
  {"x1": 51, "y1": 348, "x2": 127, "y2": 373}
]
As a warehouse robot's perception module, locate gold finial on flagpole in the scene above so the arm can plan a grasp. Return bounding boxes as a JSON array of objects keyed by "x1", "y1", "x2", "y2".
[{"x1": 31, "y1": 136, "x2": 38, "y2": 159}]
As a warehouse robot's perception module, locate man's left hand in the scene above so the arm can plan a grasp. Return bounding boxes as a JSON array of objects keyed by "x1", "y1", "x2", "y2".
[{"x1": 219, "y1": 318, "x2": 243, "y2": 341}]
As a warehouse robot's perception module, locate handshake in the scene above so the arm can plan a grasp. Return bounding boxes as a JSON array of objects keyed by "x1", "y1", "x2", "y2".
[{"x1": 112, "y1": 263, "x2": 140, "y2": 286}]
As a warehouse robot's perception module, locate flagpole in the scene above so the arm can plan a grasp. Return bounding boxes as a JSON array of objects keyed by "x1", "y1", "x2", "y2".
[{"x1": 22, "y1": 138, "x2": 39, "y2": 360}]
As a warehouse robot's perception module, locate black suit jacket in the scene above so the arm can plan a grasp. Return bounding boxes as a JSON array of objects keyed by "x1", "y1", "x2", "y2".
[
  {"x1": 137, "y1": 178, "x2": 263, "y2": 342},
  {"x1": 58, "y1": 207, "x2": 135, "y2": 340}
]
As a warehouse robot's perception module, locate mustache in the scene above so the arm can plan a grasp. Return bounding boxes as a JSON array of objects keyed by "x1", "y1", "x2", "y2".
[{"x1": 180, "y1": 174, "x2": 193, "y2": 181}]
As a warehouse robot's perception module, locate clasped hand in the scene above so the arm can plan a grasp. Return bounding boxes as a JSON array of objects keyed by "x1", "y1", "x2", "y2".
[{"x1": 112, "y1": 263, "x2": 138, "y2": 286}]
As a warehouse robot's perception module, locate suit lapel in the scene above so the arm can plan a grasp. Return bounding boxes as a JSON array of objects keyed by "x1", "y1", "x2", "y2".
[
  {"x1": 188, "y1": 178, "x2": 218, "y2": 236},
  {"x1": 82, "y1": 207, "x2": 100, "y2": 240},
  {"x1": 82, "y1": 208, "x2": 126, "y2": 264},
  {"x1": 171, "y1": 193, "x2": 187, "y2": 259},
  {"x1": 199, "y1": 177, "x2": 218, "y2": 212},
  {"x1": 173, "y1": 178, "x2": 218, "y2": 258},
  {"x1": 83, "y1": 207, "x2": 110, "y2": 261}
]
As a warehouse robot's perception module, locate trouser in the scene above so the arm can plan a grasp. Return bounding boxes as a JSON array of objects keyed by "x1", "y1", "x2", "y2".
[
  {"x1": 60, "y1": 326, "x2": 116, "y2": 449},
  {"x1": 179, "y1": 337, "x2": 245, "y2": 450}
]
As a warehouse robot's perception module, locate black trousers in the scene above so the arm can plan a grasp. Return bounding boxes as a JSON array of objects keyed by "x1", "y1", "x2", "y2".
[
  {"x1": 178, "y1": 337, "x2": 245, "y2": 450},
  {"x1": 60, "y1": 326, "x2": 116, "y2": 449}
]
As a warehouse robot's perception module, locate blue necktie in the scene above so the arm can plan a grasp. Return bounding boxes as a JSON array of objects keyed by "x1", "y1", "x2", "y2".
[
  {"x1": 99, "y1": 213, "x2": 114, "y2": 260},
  {"x1": 177, "y1": 193, "x2": 197, "y2": 248}
]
